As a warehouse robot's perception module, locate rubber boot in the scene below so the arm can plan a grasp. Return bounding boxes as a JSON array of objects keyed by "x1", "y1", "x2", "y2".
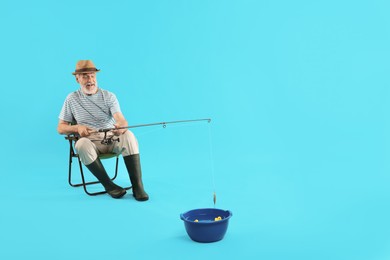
[
  {"x1": 123, "y1": 154, "x2": 149, "y2": 201},
  {"x1": 86, "y1": 158, "x2": 126, "y2": 199}
]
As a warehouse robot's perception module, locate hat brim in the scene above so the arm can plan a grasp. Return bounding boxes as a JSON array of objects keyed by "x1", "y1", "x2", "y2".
[{"x1": 72, "y1": 69, "x2": 100, "y2": 75}]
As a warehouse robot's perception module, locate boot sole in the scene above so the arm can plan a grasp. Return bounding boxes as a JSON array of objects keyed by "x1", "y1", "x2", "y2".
[
  {"x1": 133, "y1": 194, "x2": 149, "y2": 201},
  {"x1": 109, "y1": 190, "x2": 127, "y2": 199}
]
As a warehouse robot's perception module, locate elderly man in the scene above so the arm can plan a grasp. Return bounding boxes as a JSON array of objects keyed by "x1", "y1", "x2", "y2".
[{"x1": 57, "y1": 60, "x2": 149, "y2": 201}]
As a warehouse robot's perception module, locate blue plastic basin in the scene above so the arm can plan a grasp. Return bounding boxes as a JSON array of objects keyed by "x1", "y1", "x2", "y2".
[{"x1": 180, "y1": 208, "x2": 233, "y2": 243}]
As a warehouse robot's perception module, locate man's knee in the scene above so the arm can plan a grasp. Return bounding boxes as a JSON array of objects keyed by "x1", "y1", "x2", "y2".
[
  {"x1": 75, "y1": 137, "x2": 92, "y2": 152},
  {"x1": 123, "y1": 131, "x2": 138, "y2": 145},
  {"x1": 75, "y1": 138, "x2": 97, "y2": 165},
  {"x1": 120, "y1": 131, "x2": 139, "y2": 155}
]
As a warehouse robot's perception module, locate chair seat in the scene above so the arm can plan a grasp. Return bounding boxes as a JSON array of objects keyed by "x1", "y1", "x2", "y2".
[{"x1": 99, "y1": 153, "x2": 118, "y2": 160}]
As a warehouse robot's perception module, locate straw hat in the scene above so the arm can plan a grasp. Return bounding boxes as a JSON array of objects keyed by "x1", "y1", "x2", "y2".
[{"x1": 72, "y1": 60, "x2": 100, "y2": 75}]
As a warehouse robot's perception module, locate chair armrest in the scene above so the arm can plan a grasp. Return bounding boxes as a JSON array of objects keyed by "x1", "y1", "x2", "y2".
[{"x1": 65, "y1": 134, "x2": 79, "y2": 141}]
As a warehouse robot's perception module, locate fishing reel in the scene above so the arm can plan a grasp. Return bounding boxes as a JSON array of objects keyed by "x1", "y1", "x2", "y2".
[{"x1": 100, "y1": 131, "x2": 120, "y2": 145}]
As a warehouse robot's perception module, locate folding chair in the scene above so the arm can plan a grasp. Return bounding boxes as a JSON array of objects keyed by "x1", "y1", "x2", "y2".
[{"x1": 65, "y1": 134, "x2": 132, "y2": 196}]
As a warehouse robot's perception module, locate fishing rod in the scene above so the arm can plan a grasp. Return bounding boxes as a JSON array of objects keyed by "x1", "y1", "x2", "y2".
[
  {"x1": 99, "y1": 118, "x2": 211, "y2": 133},
  {"x1": 97, "y1": 118, "x2": 212, "y2": 145}
]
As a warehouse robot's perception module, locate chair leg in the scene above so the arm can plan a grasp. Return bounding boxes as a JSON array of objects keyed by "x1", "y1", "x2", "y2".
[
  {"x1": 78, "y1": 157, "x2": 107, "y2": 196},
  {"x1": 114, "y1": 157, "x2": 133, "y2": 192},
  {"x1": 68, "y1": 148, "x2": 74, "y2": 187},
  {"x1": 68, "y1": 155, "x2": 119, "y2": 188},
  {"x1": 69, "y1": 156, "x2": 132, "y2": 196}
]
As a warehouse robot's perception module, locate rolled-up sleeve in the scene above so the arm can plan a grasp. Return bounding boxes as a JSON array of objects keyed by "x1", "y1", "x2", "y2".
[{"x1": 59, "y1": 95, "x2": 75, "y2": 123}]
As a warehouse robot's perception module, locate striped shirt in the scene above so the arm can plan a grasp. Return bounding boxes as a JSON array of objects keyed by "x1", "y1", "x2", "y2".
[{"x1": 59, "y1": 88, "x2": 121, "y2": 130}]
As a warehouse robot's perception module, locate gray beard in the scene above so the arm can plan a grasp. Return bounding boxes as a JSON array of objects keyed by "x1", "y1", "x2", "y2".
[{"x1": 81, "y1": 83, "x2": 98, "y2": 95}]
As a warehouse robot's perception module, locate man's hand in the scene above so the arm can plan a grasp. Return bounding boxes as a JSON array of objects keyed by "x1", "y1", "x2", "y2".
[
  {"x1": 112, "y1": 112, "x2": 128, "y2": 136},
  {"x1": 77, "y1": 125, "x2": 93, "y2": 137},
  {"x1": 112, "y1": 123, "x2": 127, "y2": 136}
]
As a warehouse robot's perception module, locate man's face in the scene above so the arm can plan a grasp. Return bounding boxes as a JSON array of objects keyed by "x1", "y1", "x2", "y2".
[{"x1": 76, "y1": 72, "x2": 98, "y2": 94}]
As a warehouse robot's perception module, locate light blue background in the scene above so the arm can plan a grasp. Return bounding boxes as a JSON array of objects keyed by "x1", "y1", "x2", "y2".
[{"x1": 1, "y1": 0, "x2": 390, "y2": 259}]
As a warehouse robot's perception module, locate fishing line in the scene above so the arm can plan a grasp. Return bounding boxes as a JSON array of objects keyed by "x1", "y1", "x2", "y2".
[
  {"x1": 94, "y1": 118, "x2": 218, "y2": 206},
  {"x1": 165, "y1": 121, "x2": 217, "y2": 207},
  {"x1": 207, "y1": 122, "x2": 217, "y2": 208},
  {"x1": 165, "y1": 120, "x2": 217, "y2": 207}
]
